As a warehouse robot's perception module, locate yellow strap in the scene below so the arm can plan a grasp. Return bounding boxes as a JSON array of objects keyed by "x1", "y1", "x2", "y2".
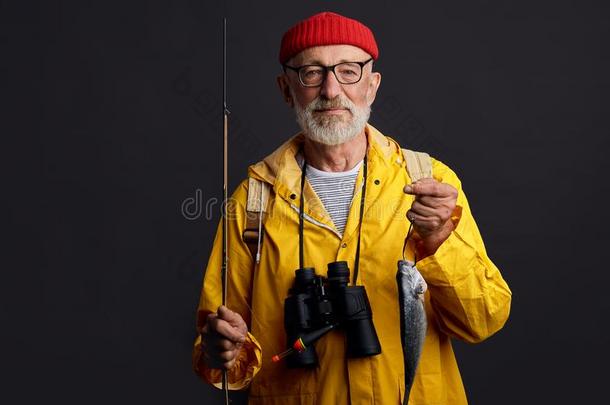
[
  {"x1": 246, "y1": 178, "x2": 268, "y2": 213},
  {"x1": 402, "y1": 149, "x2": 432, "y2": 181},
  {"x1": 243, "y1": 178, "x2": 269, "y2": 258}
]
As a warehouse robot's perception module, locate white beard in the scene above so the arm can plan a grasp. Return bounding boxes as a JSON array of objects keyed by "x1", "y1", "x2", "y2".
[{"x1": 292, "y1": 91, "x2": 371, "y2": 146}]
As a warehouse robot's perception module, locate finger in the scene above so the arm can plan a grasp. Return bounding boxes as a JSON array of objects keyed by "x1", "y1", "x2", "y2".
[
  {"x1": 417, "y1": 202, "x2": 454, "y2": 221},
  {"x1": 204, "y1": 314, "x2": 245, "y2": 342},
  {"x1": 407, "y1": 210, "x2": 422, "y2": 225},
  {"x1": 204, "y1": 350, "x2": 237, "y2": 370},
  {"x1": 403, "y1": 178, "x2": 434, "y2": 194},
  {"x1": 212, "y1": 318, "x2": 246, "y2": 343},
  {"x1": 404, "y1": 181, "x2": 442, "y2": 196},
  {"x1": 217, "y1": 306, "x2": 248, "y2": 332},
  {"x1": 203, "y1": 315, "x2": 239, "y2": 342},
  {"x1": 410, "y1": 201, "x2": 453, "y2": 227},
  {"x1": 217, "y1": 306, "x2": 244, "y2": 324},
  {"x1": 410, "y1": 200, "x2": 439, "y2": 218},
  {"x1": 406, "y1": 210, "x2": 441, "y2": 234},
  {"x1": 416, "y1": 192, "x2": 457, "y2": 208},
  {"x1": 405, "y1": 181, "x2": 456, "y2": 198},
  {"x1": 215, "y1": 349, "x2": 241, "y2": 370},
  {"x1": 203, "y1": 338, "x2": 238, "y2": 358},
  {"x1": 224, "y1": 348, "x2": 243, "y2": 370},
  {"x1": 214, "y1": 348, "x2": 239, "y2": 362},
  {"x1": 203, "y1": 331, "x2": 236, "y2": 349},
  {"x1": 212, "y1": 337, "x2": 239, "y2": 352}
]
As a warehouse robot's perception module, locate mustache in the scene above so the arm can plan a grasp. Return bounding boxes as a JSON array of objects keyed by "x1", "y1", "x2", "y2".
[{"x1": 307, "y1": 96, "x2": 355, "y2": 113}]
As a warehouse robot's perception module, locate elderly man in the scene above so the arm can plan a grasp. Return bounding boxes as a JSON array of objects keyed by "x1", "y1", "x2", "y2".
[{"x1": 193, "y1": 11, "x2": 511, "y2": 405}]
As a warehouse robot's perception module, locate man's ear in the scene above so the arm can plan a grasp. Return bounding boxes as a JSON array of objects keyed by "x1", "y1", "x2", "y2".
[
  {"x1": 366, "y1": 71, "x2": 382, "y2": 106},
  {"x1": 277, "y1": 74, "x2": 294, "y2": 108}
]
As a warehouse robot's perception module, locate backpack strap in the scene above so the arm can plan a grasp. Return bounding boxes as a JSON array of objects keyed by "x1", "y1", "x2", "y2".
[
  {"x1": 243, "y1": 178, "x2": 269, "y2": 263},
  {"x1": 401, "y1": 149, "x2": 433, "y2": 181}
]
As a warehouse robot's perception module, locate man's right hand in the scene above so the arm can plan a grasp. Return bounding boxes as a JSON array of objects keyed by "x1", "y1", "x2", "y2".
[{"x1": 201, "y1": 305, "x2": 248, "y2": 370}]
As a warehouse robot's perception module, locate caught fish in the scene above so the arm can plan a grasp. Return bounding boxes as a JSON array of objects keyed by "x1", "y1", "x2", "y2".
[{"x1": 397, "y1": 260, "x2": 428, "y2": 404}]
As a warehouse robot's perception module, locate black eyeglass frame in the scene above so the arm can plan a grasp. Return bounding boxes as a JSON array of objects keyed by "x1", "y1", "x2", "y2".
[{"x1": 282, "y1": 58, "x2": 374, "y2": 87}]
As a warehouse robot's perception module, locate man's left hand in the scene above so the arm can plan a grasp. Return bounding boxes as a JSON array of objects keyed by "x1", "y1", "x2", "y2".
[{"x1": 404, "y1": 178, "x2": 458, "y2": 258}]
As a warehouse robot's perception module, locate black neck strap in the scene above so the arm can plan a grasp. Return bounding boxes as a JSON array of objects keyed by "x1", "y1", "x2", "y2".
[
  {"x1": 352, "y1": 156, "x2": 367, "y2": 285},
  {"x1": 299, "y1": 162, "x2": 306, "y2": 269},
  {"x1": 298, "y1": 155, "x2": 368, "y2": 285}
]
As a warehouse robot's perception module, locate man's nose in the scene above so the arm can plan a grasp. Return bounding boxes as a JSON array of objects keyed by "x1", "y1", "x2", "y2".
[{"x1": 319, "y1": 69, "x2": 343, "y2": 99}]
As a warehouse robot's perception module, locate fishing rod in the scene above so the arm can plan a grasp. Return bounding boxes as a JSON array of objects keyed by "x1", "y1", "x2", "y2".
[{"x1": 221, "y1": 17, "x2": 230, "y2": 405}]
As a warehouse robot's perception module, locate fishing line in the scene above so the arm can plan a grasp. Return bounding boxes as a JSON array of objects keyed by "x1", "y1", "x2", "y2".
[
  {"x1": 234, "y1": 291, "x2": 284, "y2": 357},
  {"x1": 402, "y1": 219, "x2": 417, "y2": 265}
]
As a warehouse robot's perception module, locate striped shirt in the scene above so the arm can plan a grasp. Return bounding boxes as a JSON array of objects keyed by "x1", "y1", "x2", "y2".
[{"x1": 306, "y1": 161, "x2": 362, "y2": 235}]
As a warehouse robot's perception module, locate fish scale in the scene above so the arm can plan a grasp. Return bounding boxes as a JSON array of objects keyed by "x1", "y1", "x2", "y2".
[{"x1": 396, "y1": 260, "x2": 428, "y2": 405}]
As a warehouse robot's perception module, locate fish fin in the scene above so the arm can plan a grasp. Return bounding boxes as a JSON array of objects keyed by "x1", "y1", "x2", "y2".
[
  {"x1": 418, "y1": 278, "x2": 428, "y2": 294},
  {"x1": 415, "y1": 272, "x2": 427, "y2": 303}
]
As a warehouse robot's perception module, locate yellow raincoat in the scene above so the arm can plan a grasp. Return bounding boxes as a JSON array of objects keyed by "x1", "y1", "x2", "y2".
[{"x1": 193, "y1": 124, "x2": 511, "y2": 404}]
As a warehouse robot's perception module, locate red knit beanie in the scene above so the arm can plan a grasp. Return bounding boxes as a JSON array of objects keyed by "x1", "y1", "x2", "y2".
[{"x1": 279, "y1": 12, "x2": 379, "y2": 64}]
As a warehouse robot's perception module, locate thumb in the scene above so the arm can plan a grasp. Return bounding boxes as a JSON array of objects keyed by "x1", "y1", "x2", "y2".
[{"x1": 217, "y1": 306, "x2": 247, "y2": 334}]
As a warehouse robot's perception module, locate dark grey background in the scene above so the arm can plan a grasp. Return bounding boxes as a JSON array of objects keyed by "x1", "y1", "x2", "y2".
[{"x1": 3, "y1": 0, "x2": 609, "y2": 404}]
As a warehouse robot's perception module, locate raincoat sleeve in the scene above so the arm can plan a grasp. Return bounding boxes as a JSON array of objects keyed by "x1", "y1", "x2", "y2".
[
  {"x1": 192, "y1": 180, "x2": 262, "y2": 389},
  {"x1": 415, "y1": 159, "x2": 512, "y2": 343}
]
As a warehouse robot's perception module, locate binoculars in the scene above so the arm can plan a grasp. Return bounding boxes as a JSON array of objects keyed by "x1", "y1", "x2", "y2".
[{"x1": 283, "y1": 261, "x2": 382, "y2": 368}]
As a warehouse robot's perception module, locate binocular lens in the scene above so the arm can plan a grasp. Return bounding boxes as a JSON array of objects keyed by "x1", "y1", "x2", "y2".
[
  {"x1": 294, "y1": 267, "x2": 316, "y2": 287},
  {"x1": 327, "y1": 261, "x2": 350, "y2": 283}
]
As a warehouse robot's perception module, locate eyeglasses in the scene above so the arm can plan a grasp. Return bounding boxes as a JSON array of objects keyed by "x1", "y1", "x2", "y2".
[{"x1": 283, "y1": 58, "x2": 373, "y2": 87}]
